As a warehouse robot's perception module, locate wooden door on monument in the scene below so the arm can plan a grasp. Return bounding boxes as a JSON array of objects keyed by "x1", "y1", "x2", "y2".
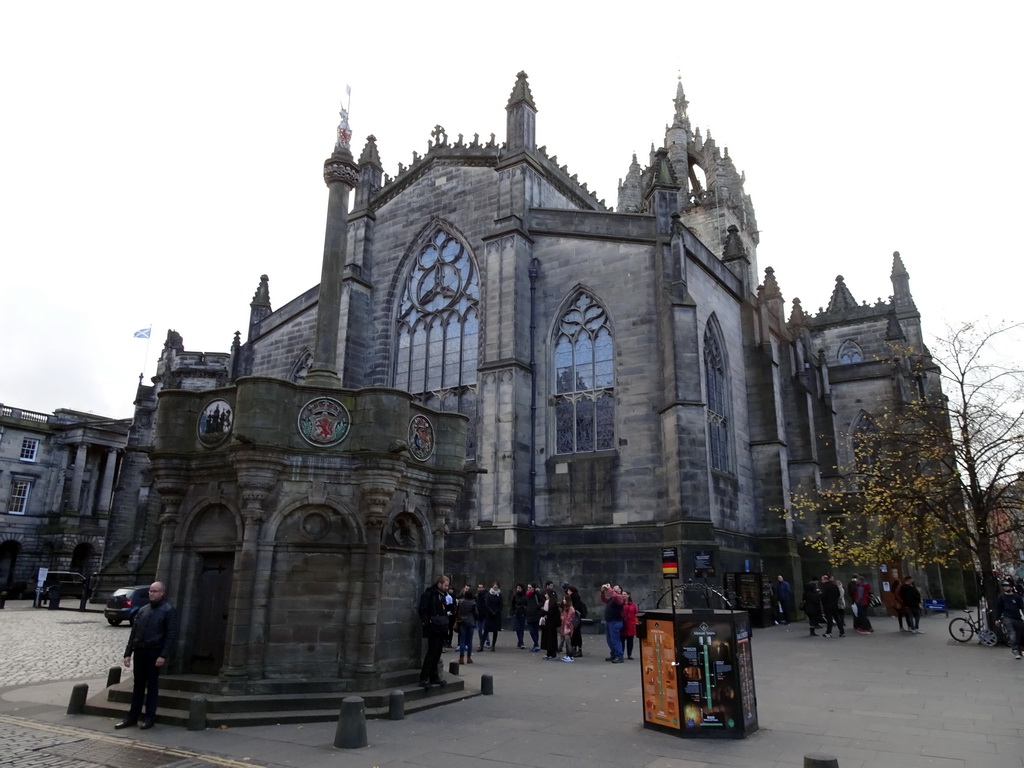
[{"x1": 190, "y1": 552, "x2": 234, "y2": 675}]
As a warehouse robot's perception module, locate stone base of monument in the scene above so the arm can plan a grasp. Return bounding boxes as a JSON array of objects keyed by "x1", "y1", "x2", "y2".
[{"x1": 81, "y1": 670, "x2": 476, "y2": 729}]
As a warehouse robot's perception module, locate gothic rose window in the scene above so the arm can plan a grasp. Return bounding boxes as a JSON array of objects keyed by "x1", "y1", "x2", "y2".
[
  {"x1": 394, "y1": 229, "x2": 479, "y2": 451},
  {"x1": 554, "y1": 292, "x2": 614, "y2": 454},
  {"x1": 704, "y1": 322, "x2": 730, "y2": 472}
]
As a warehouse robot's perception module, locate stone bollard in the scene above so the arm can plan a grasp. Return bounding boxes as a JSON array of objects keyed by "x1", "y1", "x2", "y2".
[
  {"x1": 67, "y1": 683, "x2": 88, "y2": 714},
  {"x1": 448, "y1": 660, "x2": 460, "y2": 675},
  {"x1": 388, "y1": 689, "x2": 405, "y2": 720},
  {"x1": 333, "y1": 696, "x2": 367, "y2": 749},
  {"x1": 106, "y1": 667, "x2": 122, "y2": 687},
  {"x1": 188, "y1": 695, "x2": 208, "y2": 731},
  {"x1": 804, "y1": 754, "x2": 839, "y2": 768},
  {"x1": 481, "y1": 674, "x2": 494, "y2": 695}
]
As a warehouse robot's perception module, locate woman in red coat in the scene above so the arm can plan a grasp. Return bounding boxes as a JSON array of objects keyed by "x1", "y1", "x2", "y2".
[{"x1": 620, "y1": 591, "x2": 638, "y2": 660}]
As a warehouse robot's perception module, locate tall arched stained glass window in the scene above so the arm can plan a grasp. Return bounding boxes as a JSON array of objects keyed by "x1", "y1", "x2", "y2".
[
  {"x1": 394, "y1": 229, "x2": 479, "y2": 450},
  {"x1": 554, "y1": 292, "x2": 614, "y2": 454},
  {"x1": 704, "y1": 322, "x2": 731, "y2": 472}
]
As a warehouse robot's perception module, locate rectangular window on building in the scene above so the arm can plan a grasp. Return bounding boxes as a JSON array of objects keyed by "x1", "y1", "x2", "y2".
[
  {"x1": 20, "y1": 438, "x2": 39, "y2": 462},
  {"x1": 9, "y1": 479, "x2": 31, "y2": 514}
]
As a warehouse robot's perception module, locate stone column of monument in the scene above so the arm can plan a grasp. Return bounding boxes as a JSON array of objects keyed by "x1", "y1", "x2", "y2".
[
  {"x1": 95, "y1": 447, "x2": 118, "y2": 515},
  {"x1": 221, "y1": 453, "x2": 283, "y2": 681},
  {"x1": 304, "y1": 105, "x2": 359, "y2": 388},
  {"x1": 151, "y1": 460, "x2": 189, "y2": 585},
  {"x1": 353, "y1": 469, "x2": 401, "y2": 682},
  {"x1": 68, "y1": 443, "x2": 88, "y2": 512},
  {"x1": 431, "y1": 487, "x2": 460, "y2": 577}
]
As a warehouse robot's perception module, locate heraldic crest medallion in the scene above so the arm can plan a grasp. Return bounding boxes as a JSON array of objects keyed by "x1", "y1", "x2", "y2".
[{"x1": 298, "y1": 397, "x2": 351, "y2": 447}]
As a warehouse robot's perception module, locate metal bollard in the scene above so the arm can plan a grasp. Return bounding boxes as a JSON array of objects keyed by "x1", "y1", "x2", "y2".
[
  {"x1": 448, "y1": 659, "x2": 460, "y2": 675},
  {"x1": 106, "y1": 666, "x2": 122, "y2": 687},
  {"x1": 188, "y1": 695, "x2": 207, "y2": 731},
  {"x1": 388, "y1": 689, "x2": 405, "y2": 720},
  {"x1": 804, "y1": 754, "x2": 839, "y2": 768},
  {"x1": 67, "y1": 683, "x2": 88, "y2": 714},
  {"x1": 333, "y1": 696, "x2": 367, "y2": 749},
  {"x1": 481, "y1": 674, "x2": 494, "y2": 695}
]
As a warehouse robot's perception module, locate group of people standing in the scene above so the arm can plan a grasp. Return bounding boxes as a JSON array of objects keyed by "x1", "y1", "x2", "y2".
[
  {"x1": 777, "y1": 573, "x2": 923, "y2": 637},
  {"x1": 418, "y1": 575, "x2": 639, "y2": 685}
]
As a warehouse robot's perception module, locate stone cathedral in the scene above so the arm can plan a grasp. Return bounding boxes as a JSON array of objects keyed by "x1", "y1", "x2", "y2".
[{"x1": 102, "y1": 72, "x2": 938, "y2": 684}]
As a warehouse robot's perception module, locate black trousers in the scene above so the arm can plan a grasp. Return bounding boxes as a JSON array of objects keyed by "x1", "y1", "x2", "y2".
[
  {"x1": 420, "y1": 632, "x2": 445, "y2": 682},
  {"x1": 128, "y1": 649, "x2": 162, "y2": 721}
]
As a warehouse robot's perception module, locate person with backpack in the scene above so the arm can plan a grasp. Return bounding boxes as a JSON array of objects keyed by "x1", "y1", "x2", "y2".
[
  {"x1": 563, "y1": 583, "x2": 587, "y2": 657},
  {"x1": 852, "y1": 575, "x2": 874, "y2": 634}
]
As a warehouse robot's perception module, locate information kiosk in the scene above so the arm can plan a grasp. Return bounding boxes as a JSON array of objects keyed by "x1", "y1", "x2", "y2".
[{"x1": 638, "y1": 609, "x2": 757, "y2": 739}]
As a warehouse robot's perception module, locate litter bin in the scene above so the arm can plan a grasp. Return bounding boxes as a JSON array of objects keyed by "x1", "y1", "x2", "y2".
[{"x1": 47, "y1": 584, "x2": 62, "y2": 609}]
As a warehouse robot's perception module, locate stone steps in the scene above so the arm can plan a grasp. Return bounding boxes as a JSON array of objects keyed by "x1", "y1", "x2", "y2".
[{"x1": 83, "y1": 673, "x2": 475, "y2": 728}]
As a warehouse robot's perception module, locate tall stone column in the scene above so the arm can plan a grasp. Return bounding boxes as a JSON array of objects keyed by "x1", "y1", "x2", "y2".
[
  {"x1": 95, "y1": 448, "x2": 118, "y2": 515},
  {"x1": 222, "y1": 452, "x2": 283, "y2": 682},
  {"x1": 353, "y1": 469, "x2": 400, "y2": 683},
  {"x1": 431, "y1": 487, "x2": 460, "y2": 577},
  {"x1": 150, "y1": 458, "x2": 191, "y2": 586},
  {"x1": 68, "y1": 443, "x2": 88, "y2": 512},
  {"x1": 305, "y1": 111, "x2": 359, "y2": 389}
]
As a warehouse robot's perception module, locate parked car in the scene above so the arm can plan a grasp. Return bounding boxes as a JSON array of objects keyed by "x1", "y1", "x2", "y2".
[
  {"x1": 1, "y1": 581, "x2": 29, "y2": 599},
  {"x1": 103, "y1": 585, "x2": 150, "y2": 626},
  {"x1": 41, "y1": 571, "x2": 87, "y2": 602}
]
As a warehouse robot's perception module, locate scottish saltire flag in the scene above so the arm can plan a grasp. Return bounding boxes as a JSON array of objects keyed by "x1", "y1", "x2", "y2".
[{"x1": 133, "y1": 327, "x2": 151, "y2": 339}]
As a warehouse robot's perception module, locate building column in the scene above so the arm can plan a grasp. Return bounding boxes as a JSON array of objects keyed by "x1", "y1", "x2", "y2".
[
  {"x1": 353, "y1": 469, "x2": 401, "y2": 684},
  {"x1": 68, "y1": 443, "x2": 88, "y2": 512},
  {"x1": 95, "y1": 448, "x2": 118, "y2": 515}
]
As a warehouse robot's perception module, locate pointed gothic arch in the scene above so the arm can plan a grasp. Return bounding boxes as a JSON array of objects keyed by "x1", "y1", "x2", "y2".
[
  {"x1": 704, "y1": 316, "x2": 731, "y2": 472},
  {"x1": 850, "y1": 410, "x2": 878, "y2": 473},
  {"x1": 838, "y1": 339, "x2": 864, "y2": 364},
  {"x1": 288, "y1": 348, "x2": 313, "y2": 383},
  {"x1": 553, "y1": 289, "x2": 615, "y2": 454},
  {"x1": 392, "y1": 225, "x2": 480, "y2": 457}
]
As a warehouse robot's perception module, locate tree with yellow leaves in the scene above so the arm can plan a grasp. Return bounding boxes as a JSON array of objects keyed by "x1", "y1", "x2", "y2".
[{"x1": 793, "y1": 321, "x2": 1024, "y2": 606}]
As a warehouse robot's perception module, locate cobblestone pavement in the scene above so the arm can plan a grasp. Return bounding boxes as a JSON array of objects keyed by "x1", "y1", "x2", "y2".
[
  {"x1": 0, "y1": 714, "x2": 268, "y2": 768},
  {"x1": 0, "y1": 604, "x2": 125, "y2": 687},
  {"x1": 2, "y1": 602, "x2": 1023, "y2": 768}
]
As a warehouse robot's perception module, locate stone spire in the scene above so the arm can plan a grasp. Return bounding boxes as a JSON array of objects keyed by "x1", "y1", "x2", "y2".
[
  {"x1": 248, "y1": 274, "x2": 272, "y2": 341},
  {"x1": 788, "y1": 297, "x2": 809, "y2": 329},
  {"x1": 673, "y1": 78, "x2": 691, "y2": 132},
  {"x1": 505, "y1": 71, "x2": 537, "y2": 153},
  {"x1": 666, "y1": 78, "x2": 692, "y2": 204},
  {"x1": 890, "y1": 250, "x2": 916, "y2": 310},
  {"x1": 617, "y1": 153, "x2": 643, "y2": 213},
  {"x1": 885, "y1": 304, "x2": 906, "y2": 341},
  {"x1": 762, "y1": 266, "x2": 785, "y2": 320},
  {"x1": 354, "y1": 135, "x2": 383, "y2": 207},
  {"x1": 825, "y1": 275, "x2": 858, "y2": 313}
]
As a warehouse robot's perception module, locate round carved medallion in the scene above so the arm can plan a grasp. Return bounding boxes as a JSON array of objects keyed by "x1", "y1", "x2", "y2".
[
  {"x1": 298, "y1": 397, "x2": 351, "y2": 447},
  {"x1": 197, "y1": 399, "x2": 233, "y2": 446},
  {"x1": 408, "y1": 414, "x2": 434, "y2": 461}
]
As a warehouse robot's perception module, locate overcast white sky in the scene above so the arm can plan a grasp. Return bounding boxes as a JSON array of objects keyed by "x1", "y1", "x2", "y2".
[{"x1": 2, "y1": 2, "x2": 1021, "y2": 419}]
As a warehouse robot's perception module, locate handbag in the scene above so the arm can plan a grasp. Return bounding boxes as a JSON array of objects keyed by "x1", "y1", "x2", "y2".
[
  {"x1": 869, "y1": 593, "x2": 882, "y2": 608},
  {"x1": 430, "y1": 615, "x2": 448, "y2": 628}
]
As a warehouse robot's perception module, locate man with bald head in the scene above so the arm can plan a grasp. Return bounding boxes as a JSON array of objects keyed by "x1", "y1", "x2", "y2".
[{"x1": 116, "y1": 581, "x2": 178, "y2": 730}]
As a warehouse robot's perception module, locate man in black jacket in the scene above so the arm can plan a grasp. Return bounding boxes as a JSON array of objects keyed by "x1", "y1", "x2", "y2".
[
  {"x1": 418, "y1": 574, "x2": 451, "y2": 687},
  {"x1": 116, "y1": 582, "x2": 178, "y2": 730},
  {"x1": 995, "y1": 579, "x2": 1024, "y2": 660},
  {"x1": 820, "y1": 574, "x2": 845, "y2": 638}
]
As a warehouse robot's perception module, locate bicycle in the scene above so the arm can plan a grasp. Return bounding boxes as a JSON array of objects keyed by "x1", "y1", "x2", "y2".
[{"x1": 948, "y1": 608, "x2": 998, "y2": 646}]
